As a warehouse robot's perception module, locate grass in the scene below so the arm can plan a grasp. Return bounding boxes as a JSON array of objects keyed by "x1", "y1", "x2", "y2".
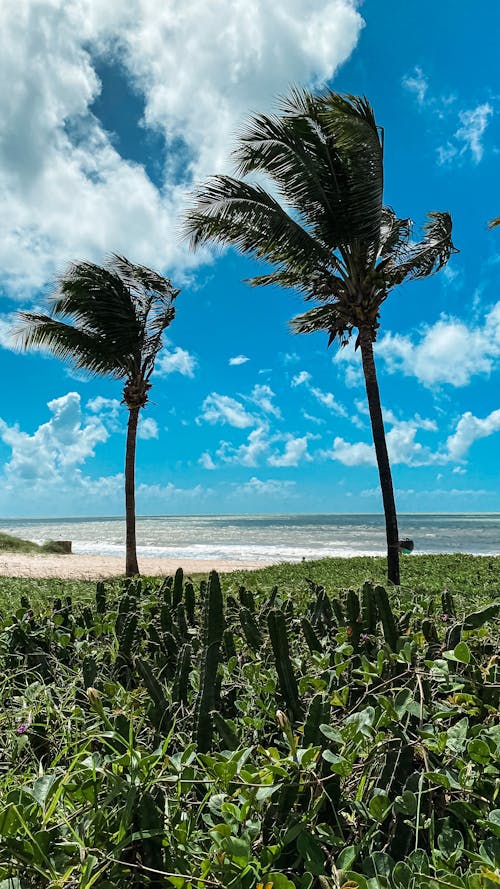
[
  {"x1": 0, "y1": 530, "x2": 70, "y2": 555},
  {"x1": 0, "y1": 553, "x2": 499, "y2": 614}
]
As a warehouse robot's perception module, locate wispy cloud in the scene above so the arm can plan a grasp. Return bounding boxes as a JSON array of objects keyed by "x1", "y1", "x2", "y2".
[
  {"x1": 229, "y1": 355, "x2": 250, "y2": 366},
  {"x1": 438, "y1": 102, "x2": 494, "y2": 165}
]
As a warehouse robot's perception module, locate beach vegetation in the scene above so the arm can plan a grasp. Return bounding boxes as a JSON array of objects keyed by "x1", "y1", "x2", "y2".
[
  {"x1": 184, "y1": 89, "x2": 457, "y2": 586},
  {"x1": 14, "y1": 256, "x2": 179, "y2": 577},
  {"x1": 1, "y1": 566, "x2": 499, "y2": 887},
  {"x1": 0, "y1": 531, "x2": 72, "y2": 555}
]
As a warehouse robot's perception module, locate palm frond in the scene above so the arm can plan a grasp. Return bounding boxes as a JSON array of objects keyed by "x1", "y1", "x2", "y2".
[
  {"x1": 381, "y1": 210, "x2": 457, "y2": 286},
  {"x1": 16, "y1": 257, "x2": 179, "y2": 391},
  {"x1": 14, "y1": 314, "x2": 129, "y2": 377},
  {"x1": 290, "y1": 304, "x2": 354, "y2": 347},
  {"x1": 232, "y1": 88, "x2": 383, "y2": 249},
  {"x1": 488, "y1": 216, "x2": 500, "y2": 229},
  {"x1": 185, "y1": 175, "x2": 342, "y2": 286}
]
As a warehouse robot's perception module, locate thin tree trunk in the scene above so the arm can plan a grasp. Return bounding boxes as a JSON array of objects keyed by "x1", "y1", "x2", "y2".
[
  {"x1": 125, "y1": 406, "x2": 140, "y2": 577},
  {"x1": 358, "y1": 327, "x2": 400, "y2": 585}
]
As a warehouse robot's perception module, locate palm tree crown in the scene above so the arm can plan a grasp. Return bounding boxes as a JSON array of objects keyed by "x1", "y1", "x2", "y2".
[
  {"x1": 185, "y1": 88, "x2": 457, "y2": 583},
  {"x1": 16, "y1": 255, "x2": 179, "y2": 576}
]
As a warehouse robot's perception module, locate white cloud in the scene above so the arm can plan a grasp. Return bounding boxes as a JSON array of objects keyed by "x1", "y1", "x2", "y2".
[
  {"x1": 200, "y1": 392, "x2": 256, "y2": 428},
  {"x1": 233, "y1": 476, "x2": 296, "y2": 497},
  {"x1": 0, "y1": 0, "x2": 363, "y2": 296},
  {"x1": 249, "y1": 384, "x2": 281, "y2": 418},
  {"x1": 292, "y1": 370, "x2": 312, "y2": 386},
  {"x1": 199, "y1": 451, "x2": 216, "y2": 470},
  {"x1": 323, "y1": 414, "x2": 440, "y2": 467},
  {"x1": 0, "y1": 391, "x2": 108, "y2": 482},
  {"x1": 402, "y1": 66, "x2": 428, "y2": 105},
  {"x1": 310, "y1": 385, "x2": 347, "y2": 416},
  {"x1": 376, "y1": 304, "x2": 500, "y2": 387},
  {"x1": 137, "y1": 416, "x2": 159, "y2": 439},
  {"x1": 155, "y1": 346, "x2": 197, "y2": 377},
  {"x1": 229, "y1": 355, "x2": 250, "y2": 366},
  {"x1": 268, "y1": 435, "x2": 311, "y2": 467},
  {"x1": 217, "y1": 425, "x2": 270, "y2": 466},
  {"x1": 446, "y1": 409, "x2": 500, "y2": 461},
  {"x1": 438, "y1": 102, "x2": 494, "y2": 165}
]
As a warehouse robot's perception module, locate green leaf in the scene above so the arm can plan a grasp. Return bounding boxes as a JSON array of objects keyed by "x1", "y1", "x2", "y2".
[
  {"x1": 463, "y1": 604, "x2": 500, "y2": 630},
  {"x1": 337, "y1": 845, "x2": 357, "y2": 870},
  {"x1": 319, "y1": 724, "x2": 343, "y2": 744},
  {"x1": 453, "y1": 642, "x2": 471, "y2": 664},
  {"x1": 266, "y1": 874, "x2": 296, "y2": 889},
  {"x1": 369, "y1": 791, "x2": 392, "y2": 823},
  {"x1": 425, "y1": 771, "x2": 451, "y2": 789},
  {"x1": 468, "y1": 738, "x2": 491, "y2": 765},
  {"x1": 392, "y1": 862, "x2": 413, "y2": 888}
]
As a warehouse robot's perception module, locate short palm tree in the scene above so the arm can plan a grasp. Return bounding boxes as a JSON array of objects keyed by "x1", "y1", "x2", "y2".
[
  {"x1": 15, "y1": 255, "x2": 179, "y2": 576},
  {"x1": 185, "y1": 88, "x2": 456, "y2": 584}
]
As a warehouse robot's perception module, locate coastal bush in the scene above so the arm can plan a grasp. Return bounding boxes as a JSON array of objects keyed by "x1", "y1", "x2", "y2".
[{"x1": 0, "y1": 569, "x2": 499, "y2": 887}]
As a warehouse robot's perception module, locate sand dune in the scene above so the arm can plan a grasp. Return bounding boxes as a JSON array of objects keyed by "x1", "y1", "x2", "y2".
[{"x1": 0, "y1": 552, "x2": 270, "y2": 580}]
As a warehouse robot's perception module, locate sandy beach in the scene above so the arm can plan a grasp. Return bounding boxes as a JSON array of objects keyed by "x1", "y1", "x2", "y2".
[{"x1": 0, "y1": 552, "x2": 271, "y2": 580}]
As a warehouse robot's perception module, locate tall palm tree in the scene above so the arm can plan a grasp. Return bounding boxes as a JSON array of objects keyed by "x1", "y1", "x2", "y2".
[
  {"x1": 185, "y1": 89, "x2": 456, "y2": 584},
  {"x1": 15, "y1": 255, "x2": 179, "y2": 577}
]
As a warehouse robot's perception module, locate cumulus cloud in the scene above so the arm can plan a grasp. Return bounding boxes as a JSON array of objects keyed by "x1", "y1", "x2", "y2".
[
  {"x1": 233, "y1": 476, "x2": 296, "y2": 497},
  {"x1": 155, "y1": 346, "x2": 197, "y2": 377},
  {"x1": 268, "y1": 435, "x2": 312, "y2": 467},
  {"x1": 229, "y1": 355, "x2": 250, "y2": 366},
  {"x1": 137, "y1": 416, "x2": 159, "y2": 439},
  {"x1": 0, "y1": 391, "x2": 108, "y2": 482},
  {"x1": 0, "y1": 0, "x2": 363, "y2": 296},
  {"x1": 216, "y1": 425, "x2": 271, "y2": 467},
  {"x1": 199, "y1": 451, "x2": 216, "y2": 470},
  {"x1": 446, "y1": 409, "x2": 500, "y2": 461},
  {"x1": 199, "y1": 393, "x2": 256, "y2": 428},
  {"x1": 292, "y1": 370, "x2": 312, "y2": 387},
  {"x1": 376, "y1": 304, "x2": 500, "y2": 387},
  {"x1": 249, "y1": 384, "x2": 281, "y2": 418},
  {"x1": 322, "y1": 414, "x2": 440, "y2": 467}
]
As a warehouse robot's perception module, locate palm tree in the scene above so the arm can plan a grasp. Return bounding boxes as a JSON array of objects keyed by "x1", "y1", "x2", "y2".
[
  {"x1": 185, "y1": 89, "x2": 456, "y2": 584},
  {"x1": 15, "y1": 255, "x2": 179, "y2": 577}
]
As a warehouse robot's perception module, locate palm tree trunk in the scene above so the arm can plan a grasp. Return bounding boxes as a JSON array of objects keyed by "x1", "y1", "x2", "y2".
[
  {"x1": 358, "y1": 327, "x2": 400, "y2": 585},
  {"x1": 125, "y1": 406, "x2": 140, "y2": 577}
]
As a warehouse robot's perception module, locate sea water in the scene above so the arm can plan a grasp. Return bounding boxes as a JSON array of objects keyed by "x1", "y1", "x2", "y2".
[{"x1": 0, "y1": 514, "x2": 499, "y2": 562}]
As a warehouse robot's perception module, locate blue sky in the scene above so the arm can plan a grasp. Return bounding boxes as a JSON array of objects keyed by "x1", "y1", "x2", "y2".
[{"x1": 0, "y1": 0, "x2": 499, "y2": 517}]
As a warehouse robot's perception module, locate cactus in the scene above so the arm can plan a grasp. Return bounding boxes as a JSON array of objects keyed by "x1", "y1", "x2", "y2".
[
  {"x1": 441, "y1": 589, "x2": 456, "y2": 619},
  {"x1": 199, "y1": 578, "x2": 207, "y2": 601},
  {"x1": 223, "y1": 628, "x2": 237, "y2": 661},
  {"x1": 115, "y1": 612, "x2": 138, "y2": 683},
  {"x1": 82, "y1": 655, "x2": 97, "y2": 689},
  {"x1": 160, "y1": 604, "x2": 174, "y2": 635},
  {"x1": 136, "y1": 659, "x2": 171, "y2": 733},
  {"x1": 173, "y1": 643, "x2": 192, "y2": 704},
  {"x1": 239, "y1": 607, "x2": 263, "y2": 650},
  {"x1": 422, "y1": 619, "x2": 439, "y2": 644},
  {"x1": 446, "y1": 623, "x2": 462, "y2": 650},
  {"x1": 176, "y1": 603, "x2": 188, "y2": 640},
  {"x1": 82, "y1": 606, "x2": 94, "y2": 630},
  {"x1": 267, "y1": 609, "x2": 303, "y2": 721},
  {"x1": 193, "y1": 570, "x2": 225, "y2": 752},
  {"x1": 211, "y1": 710, "x2": 240, "y2": 750},
  {"x1": 301, "y1": 617, "x2": 323, "y2": 654},
  {"x1": 20, "y1": 595, "x2": 30, "y2": 610},
  {"x1": 374, "y1": 585, "x2": 399, "y2": 652},
  {"x1": 115, "y1": 593, "x2": 133, "y2": 638},
  {"x1": 173, "y1": 567, "x2": 184, "y2": 608},
  {"x1": 303, "y1": 693, "x2": 330, "y2": 747},
  {"x1": 331, "y1": 597, "x2": 345, "y2": 627},
  {"x1": 346, "y1": 590, "x2": 361, "y2": 647},
  {"x1": 160, "y1": 577, "x2": 172, "y2": 609},
  {"x1": 184, "y1": 582, "x2": 196, "y2": 625},
  {"x1": 361, "y1": 582, "x2": 377, "y2": 634},
  {"x1": 95, "y1": 581, "x2": 106, "y2": 614},
  {"x1": 238, "y1": 585, "x2": 255, "y2": 612}
]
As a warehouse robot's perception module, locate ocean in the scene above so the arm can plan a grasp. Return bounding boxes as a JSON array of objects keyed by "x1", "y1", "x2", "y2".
[{"x1": 0, "y1": 514, "x2": 499, "y2": 562}]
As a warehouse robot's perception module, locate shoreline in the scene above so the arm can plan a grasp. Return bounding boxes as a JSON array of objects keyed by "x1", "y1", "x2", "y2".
[{"x1": 0, "y1": 552, "x2": 274, "y2": 580}]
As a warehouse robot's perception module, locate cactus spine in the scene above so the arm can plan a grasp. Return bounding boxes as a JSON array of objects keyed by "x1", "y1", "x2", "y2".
[
  {"x1": 267, "y1": 609, "x2": 303, "y2": 721},
  {"x1": 193, "y1": 570, "x2": 224, "y2": 752}
]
